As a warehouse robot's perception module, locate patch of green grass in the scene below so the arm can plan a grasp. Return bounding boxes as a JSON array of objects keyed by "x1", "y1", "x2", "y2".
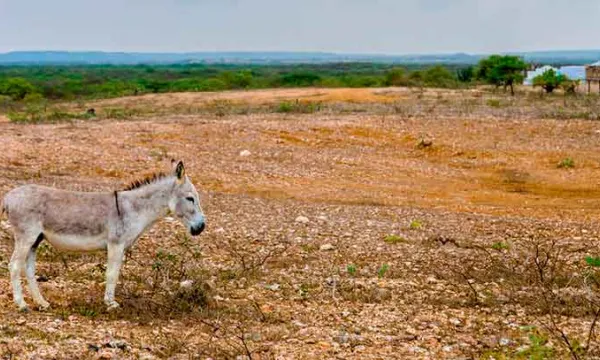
[
  {"x1": 557, "y1": 157, "x2": 575, "y2": 169},
  {"x1": 409, "y1": 220, "x2": 422, "y2": 229},
  {"x1": 346, "y1": 264, "x2": 357, "y2": 276},
  {"x1": 384, "y1": 234, "x2": 406, "y2": 244},
  {"x1": 516, "y1": 331, "x2": 555, "y2": 359},
  {"x1": 491, "y1": 242, "x2": 510, "y2": 251},
  {"x1": 377, "y1": 264, "x2": 390, "y2": 279},
  {"x1": 585, "y1": 256, "x2": 600, "y2": 267}
]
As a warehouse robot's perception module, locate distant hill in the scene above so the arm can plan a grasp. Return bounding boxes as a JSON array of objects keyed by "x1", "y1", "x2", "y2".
[{"x1": 1, "y1": 50, "x2": 600, "y2": 65}]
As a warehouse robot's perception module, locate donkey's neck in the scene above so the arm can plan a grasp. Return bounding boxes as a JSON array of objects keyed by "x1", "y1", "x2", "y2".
[{"x1": 119, "y1": 177, "x2": 175, "y2": 234}]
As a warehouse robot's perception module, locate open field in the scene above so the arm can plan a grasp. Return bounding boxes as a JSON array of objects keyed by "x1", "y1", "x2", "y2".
[{"x1": 1, "y1": 87, "x2": 600, "y2": 358}]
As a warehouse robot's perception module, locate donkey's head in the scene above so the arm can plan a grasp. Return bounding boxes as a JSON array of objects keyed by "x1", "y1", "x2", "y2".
[{"x1": 169, "y1": 160, "x2": 206, "y2": 236}]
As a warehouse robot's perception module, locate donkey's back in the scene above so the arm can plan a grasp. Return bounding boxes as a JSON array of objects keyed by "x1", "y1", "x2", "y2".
[{"x1": 3, "y1": 184, "x2": 115, "y2": 251}]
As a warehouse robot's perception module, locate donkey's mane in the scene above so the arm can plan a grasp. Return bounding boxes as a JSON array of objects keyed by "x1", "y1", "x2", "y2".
[{"x1": 123, "y1": 172, "x2": 170, "y2": 191}]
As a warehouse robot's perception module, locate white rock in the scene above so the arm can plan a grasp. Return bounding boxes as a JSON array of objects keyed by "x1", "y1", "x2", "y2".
[
  {"x1": 295, "y1": 216, "x2": 310, "y2": 224},
  {"x1": 449, "y1": 318, "x2": 461, "y2": 326},
  {"x1": 179, "y1": 280, "x2": 194, "y2": 289},
  {"x1": 215, "y1": 227, "x2": 225, "y2": 233},
  {"x1": 239, "y1": 150, "x2": 251, "y2": 157},
  {"x1": 317, "y1": 215, "x2": 328, "y2": 221},
  {"x1": 266, "y1": 283, "x2": 281, "y2": 291},
  {"x1": 442, "y1": 345, "x2": 453, "y2": 352},
  {"x1": 499, "y1": 338, "x2": 511, "y2": 346},
  {"x1": 320, "y1": 244, "x2": 335, "y2": 251}
]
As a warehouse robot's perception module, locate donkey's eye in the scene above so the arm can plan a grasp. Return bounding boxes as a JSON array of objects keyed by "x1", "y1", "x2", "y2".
[{"x1": 186, "y1": 197, "x2": 195, "y2": 203}]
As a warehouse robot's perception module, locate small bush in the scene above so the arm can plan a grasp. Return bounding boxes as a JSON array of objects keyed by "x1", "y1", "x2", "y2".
[
  {"x1": 491, "y1": 242, "x2": 509, "y2": 251},
  {"x1": 347, "y1": 264, "x2": 357, "y2": 276},
  {"x1": 384, "y1": 235, "x2": 406, "y2": 244},
  {"x1": 557, "y1": 158, "x2": 575, "y2": 169},
  {"x1": 377, "y1": 264, "x2": 390, "y2": 279},
  {"x1": 409, "y1": 220, "x2": 422, "y2": 229},
  {"x1": 585, "y1": 256, "x2": 600, "y2": 267}
]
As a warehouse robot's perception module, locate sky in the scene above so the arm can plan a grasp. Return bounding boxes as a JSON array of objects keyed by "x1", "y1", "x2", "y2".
[{"x1": 0, "y1": 0, "x2": 599, "y2": 54}]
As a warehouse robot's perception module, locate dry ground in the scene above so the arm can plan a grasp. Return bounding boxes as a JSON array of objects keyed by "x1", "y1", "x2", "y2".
[{"x1": 1, "y1": 88, "x2": 600, "y2": 359}]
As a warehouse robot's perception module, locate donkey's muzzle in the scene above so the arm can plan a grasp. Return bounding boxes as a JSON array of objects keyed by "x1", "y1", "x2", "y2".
[{"x1": 191, "y1": 222, "x2": 205, "y2": 236}]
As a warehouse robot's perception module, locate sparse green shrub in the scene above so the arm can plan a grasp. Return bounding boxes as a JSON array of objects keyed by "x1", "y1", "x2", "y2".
[
  {"x1": 384, "y1": 234, "x2": 406, "y2": 244},
  {"x1": 347, "y1": 264, "x2": 357, "y2": 276},
  {"x1": 557, "y1": 157, "x2": 575, "y2": 169},
  {"x1": 409, "y1": 220, "x2": 422, "y2": 229},
  {"x1": 377, "y1": 264, "x2": 390, "y2": 278},
  {"x1": 585, "y1": 256, "x2": 600, "y2": 267},
  {"x1": 491, "y1": 242, "x2": 509, "y2": 251}
]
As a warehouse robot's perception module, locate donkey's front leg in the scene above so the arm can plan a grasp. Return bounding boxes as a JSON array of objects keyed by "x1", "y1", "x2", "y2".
[{"x1": 104, "y1": 242, "x2": 125, "y2": 310}]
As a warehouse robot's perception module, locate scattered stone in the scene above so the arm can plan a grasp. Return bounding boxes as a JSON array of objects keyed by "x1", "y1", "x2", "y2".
[
  {"x1": 105, "y1": 340, "x2": 128, "y2": 350},
  {"x1": 266, "y1": 283, "x2": 281, "y2": 291},
  {"x1": 449, "y1": 318, "x2": 461, "y2": 326},
  {"x1": 239, "y1": 150, "x2": 252, "y2": 157},
  {"x1": 295, "y1": 216, "x2": 310, "y2": 224},
  {"x1": 499, "y1": 338, "x2": 511, "y2": 346},
  {"x1": 179, "y1": 280, "x2": 194, "y2": 289},
  {"x1": 442, "y1": 345, "x2": 454, "y2": 352},
  {"x1": 320, "y1": 244, "x2": 335, "y2": 251},
  {"x1": 334, "y1": 332, "x2": 350, "y2": 344},
  {"x1": 426, "y1": 276, "x2": 438, "y2": 284}
]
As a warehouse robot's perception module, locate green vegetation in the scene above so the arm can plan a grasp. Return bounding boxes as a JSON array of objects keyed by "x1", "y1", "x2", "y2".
[
  {"x1": 377, "y1": 264, "x2": 390, "y2": 279},
  {"x1": 409, "y1": 220, "x2": 422, "y2": 229},
  {"x1": 585, "y1": 256, "x2": 600, "y2": 267},
  {"x1": 384, "y1": 234, "x2": 406, "y2": 244},
  {"x1": 491, "y1": 242, "x2": 510, "y2": 251},
  {"x1": 476, "y1": 55, "x2": 527, "y2": 95},
  {"x1": 533, "y1": 69, "x2": 567, "y2": 94},
  {"x1": 346, "y1": 264, "x2": 357, "y2": 276},
  {"x1": 557, "y1": 157, "x2": 575, "y2": 169},
  {"x1": 0, "y1": 63, "x2": 475, "y2": 105}
]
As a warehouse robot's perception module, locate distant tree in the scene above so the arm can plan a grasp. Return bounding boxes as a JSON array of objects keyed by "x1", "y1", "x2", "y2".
[
  {"x1": 0, "y1": 78, "x2": 37, "y2": 100},
  {"x1": 384, "y1": 68, "x2": 408, "y2": 86},
  {"x1": 423, "y1": 66, "x2": 457, "y2": 88},
  {"x1": 279, "y1": 72, "x2": 322, "y2": 87},
  {"x1": 456, "y1": 66, "x2": 474, "y2": 83},
  {"x1": 532, "y1": 69, "x2": 566, "y2": 93},
  {"x1": 476, "y1": 55, "x2": 527, "y2": 95}
]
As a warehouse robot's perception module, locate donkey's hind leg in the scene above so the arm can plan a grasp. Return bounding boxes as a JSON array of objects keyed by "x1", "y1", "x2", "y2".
[
  {"x1": 25, "y1": 235, "x2": 50, "y2": 310},
  {"x1": 9, "y1": 233, "x2": 35, "y2": 312}
]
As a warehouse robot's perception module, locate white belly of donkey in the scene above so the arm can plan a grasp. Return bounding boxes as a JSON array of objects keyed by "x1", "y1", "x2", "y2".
[{"x1": 43, "y1": 230, "x2": 108, "y2": 252}]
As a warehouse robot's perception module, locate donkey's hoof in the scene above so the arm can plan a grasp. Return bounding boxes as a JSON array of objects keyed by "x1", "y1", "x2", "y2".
[
  {"x1": 37, "y1": 302, "x2": 51, "y2": 312},
  {"x1": 18, "y1": 306, "x2": 29, "y2": 313}
]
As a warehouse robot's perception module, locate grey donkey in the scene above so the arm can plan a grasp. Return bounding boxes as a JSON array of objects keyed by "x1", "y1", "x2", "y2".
[{"x1": 1, "y1": 160, "x2": 205, "y2": 312}]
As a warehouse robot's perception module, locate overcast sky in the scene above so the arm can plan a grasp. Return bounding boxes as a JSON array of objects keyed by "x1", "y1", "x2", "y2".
[{"x1": 1, "y1": 0, "x2": 599, "y2": 54}]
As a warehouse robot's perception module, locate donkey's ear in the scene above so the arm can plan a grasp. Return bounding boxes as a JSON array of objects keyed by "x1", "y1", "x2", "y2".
[{"x1": 175, "y1": 161, "x2": 185, "y2": 181}]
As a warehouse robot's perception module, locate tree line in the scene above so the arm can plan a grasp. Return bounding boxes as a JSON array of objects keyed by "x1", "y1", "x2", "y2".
[{"x1": 0, "y1": 56, "x2": 578, "y2": 104}]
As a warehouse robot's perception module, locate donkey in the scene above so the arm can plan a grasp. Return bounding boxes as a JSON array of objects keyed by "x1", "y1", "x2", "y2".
[{"x1": 0, "y1": 160, "x2": 205, "y2": 312}]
